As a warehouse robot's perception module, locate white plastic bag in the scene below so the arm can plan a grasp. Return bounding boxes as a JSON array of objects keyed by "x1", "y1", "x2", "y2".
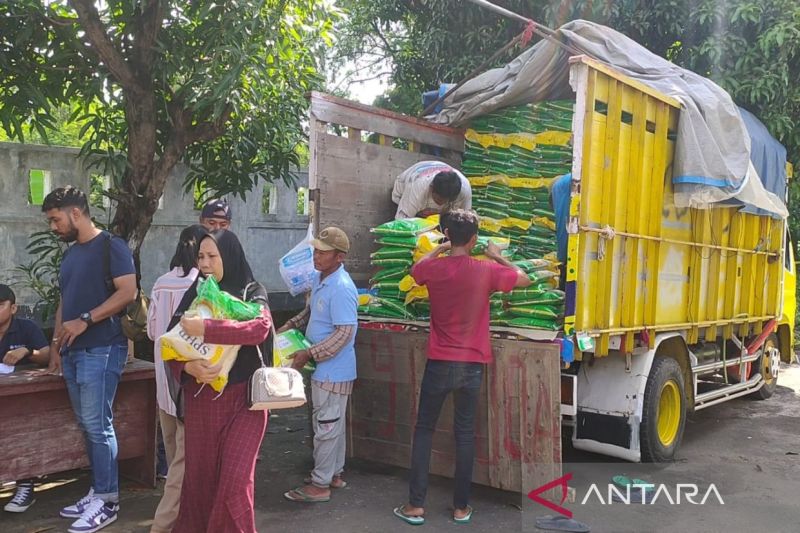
[{"x1": 279, "y1": 225, "x2": 316, "y2": 296}]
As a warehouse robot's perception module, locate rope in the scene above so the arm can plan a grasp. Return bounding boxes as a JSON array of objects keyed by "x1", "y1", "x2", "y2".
[
  {"x1": 597, "y1": 224, "x2": 616, "y2": 261},
  {"x1": 520, "y1": 21, "x2": 536, "y2": 47}
]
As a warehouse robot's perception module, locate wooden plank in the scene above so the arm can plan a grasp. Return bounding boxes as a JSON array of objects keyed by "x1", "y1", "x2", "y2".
[
  {"x1": 310, "y1": 91, "x2": 465, "y2": 152},
  {"x1": 312, "y1": 133, "x2": 460, "y2": 284},
  {"x1": 519, "y1": 344, "x2": 562, "y2": 494},
  {"x1": 568, "y1": 56, "x2": 682, "y2": 109},
  {"x1": 0, "y1": 361, "x2": 156, "y2": 486},
  {"x1": 349, "y1": 328, "x2": 561, "y2": 493}
]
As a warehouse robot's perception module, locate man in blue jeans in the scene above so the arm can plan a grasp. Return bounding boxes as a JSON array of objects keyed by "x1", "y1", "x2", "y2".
[
  {"x1": 393, "y1": 210, "x2": 531, "y2": 525},
  {"x1": 42, "y1": 186, "x2": 136, "y2": 533}
]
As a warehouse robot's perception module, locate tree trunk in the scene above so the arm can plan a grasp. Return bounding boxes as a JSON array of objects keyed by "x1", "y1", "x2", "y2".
[{"x1": 110, "y1": 171, "x2": 162, "y2": 269}]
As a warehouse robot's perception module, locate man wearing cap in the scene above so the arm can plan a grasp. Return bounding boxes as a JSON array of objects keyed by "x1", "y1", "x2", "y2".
[
  {"x1": 280, "y1": 227, "x2": 358, "y2": 503},
  {"x1": 199, "y1": 198, "x2": 232, "y2": 231}
]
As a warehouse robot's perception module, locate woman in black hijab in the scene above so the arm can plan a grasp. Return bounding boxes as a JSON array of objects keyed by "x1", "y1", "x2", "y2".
[{"x1": 169, "y1": 230, "x2": 271, "y2": 533}]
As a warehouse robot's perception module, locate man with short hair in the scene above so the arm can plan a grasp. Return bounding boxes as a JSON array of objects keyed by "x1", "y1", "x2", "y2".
[
  {"x1": 42, "y1": 186, "x2": 137, "y2": 533},
  {"x1": 199, "y1": 198, "x2": 232, "y2": 230},
  {"x1": 392, "y1": 161, "x2": 472, "y2": 219},
  {"x1": 281, "y1": 226, "x2": 358, "y2": 504},
  {"x1": 393, "y1": 209, "x2": 530, "y2": 526},
  {"x1": 1, "y1": 284, "x2": 50, "y2": 514}
]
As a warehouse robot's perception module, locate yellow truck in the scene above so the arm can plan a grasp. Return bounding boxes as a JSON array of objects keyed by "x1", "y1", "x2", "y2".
[
  {"x1": 308, "y1": 54, "x2": 794, "y2": 465},
  {"x1": 560, "y1": 56, "x2": 795, "y2": 462}
]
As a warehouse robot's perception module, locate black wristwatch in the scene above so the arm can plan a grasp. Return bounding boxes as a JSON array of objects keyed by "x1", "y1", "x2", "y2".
[{"x1": 80, "y1": 312, "x2": 94, "y2": 326}]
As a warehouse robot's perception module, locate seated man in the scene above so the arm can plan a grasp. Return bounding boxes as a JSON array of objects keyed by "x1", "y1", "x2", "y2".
[
  {"x1": 392, "y1": 161, "x2": 472, "y2": 219},
  {"x1": 0, "y1": 284, "x2": 50, "y2": 513}
]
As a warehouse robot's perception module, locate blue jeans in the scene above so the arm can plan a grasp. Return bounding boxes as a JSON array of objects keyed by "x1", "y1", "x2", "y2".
[
  {"x1": 62, "y1": 344, "x2": 127, "y2": 502},
  {"x1": 408, "y1": 360, "x2": 484, "y2": 509}
]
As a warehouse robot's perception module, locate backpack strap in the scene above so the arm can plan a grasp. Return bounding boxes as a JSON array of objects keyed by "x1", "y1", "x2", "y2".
[{"x1": 103, "y1": 231, "x2": 116, "y2": 295}]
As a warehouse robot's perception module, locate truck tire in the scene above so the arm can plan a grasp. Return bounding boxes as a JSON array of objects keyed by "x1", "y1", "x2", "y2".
[
  {"x1": 640, "y1": 356, "x2": 686, "y2": 462},
  {"x1": 750, "y1": 333, "x2": 779, "y2": 400}
]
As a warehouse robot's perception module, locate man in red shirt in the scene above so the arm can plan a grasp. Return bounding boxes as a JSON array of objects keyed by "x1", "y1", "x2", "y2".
[{"x1": 393, "y1": 210, "x2": 530, "y2": 526}]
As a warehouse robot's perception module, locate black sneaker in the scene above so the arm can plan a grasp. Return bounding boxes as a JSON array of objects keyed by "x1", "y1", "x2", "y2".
[{"x1": 4, "y1": 482, "x2": 35, "y2": 513}]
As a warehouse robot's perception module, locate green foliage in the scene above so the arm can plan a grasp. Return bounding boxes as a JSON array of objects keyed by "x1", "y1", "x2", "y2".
[
  {"x1": 14, "y1": 230, "x2": 67, "y2": 321},
  {"x1": 0, "y1": 105, "x2": 85, "y2": 147},
  {"x1": 297, "y1": 187, "x2": 307, "y2": 215},
  {"x1": 0, "y1": 0, "x2": 338, "y2": 247}
]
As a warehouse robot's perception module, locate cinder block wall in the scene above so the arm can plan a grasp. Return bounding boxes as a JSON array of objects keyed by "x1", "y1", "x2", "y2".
[{"x1": 0, "y1": 142, "x2": 308, "y2": 316}]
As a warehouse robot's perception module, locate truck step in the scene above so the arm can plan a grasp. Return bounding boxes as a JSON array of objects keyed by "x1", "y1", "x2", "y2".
[
  {"x1": 694, "y1": 375, "x2": 763, "y2": 410},
  {"x1": 691, "y1": 352, "x2": 760, "y2": 375}
]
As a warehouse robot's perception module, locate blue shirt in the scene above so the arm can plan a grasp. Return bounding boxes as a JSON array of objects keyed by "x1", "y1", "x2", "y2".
[
  {"x1": 60, "y1": 231, "x2": 136, "y2": 350},
  {"x1": 552, "y1": 173, "x2": 572, "y2": 264},
  {"x1": 1, "y1": 317, "x2": 48, "y2": 367},
  {"x1": 307, "y1": 265, "x2": 358, "y2": 383}
]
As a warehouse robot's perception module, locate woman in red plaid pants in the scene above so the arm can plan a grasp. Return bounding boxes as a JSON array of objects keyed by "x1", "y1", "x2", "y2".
[{"x1": 168, "y1": 230, "x2": 272, "y2": 533}]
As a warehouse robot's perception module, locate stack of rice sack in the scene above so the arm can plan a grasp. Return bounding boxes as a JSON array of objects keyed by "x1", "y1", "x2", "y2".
[
  {"x1": 358, "y1": 217, "x2": 443, "y2": 321},
  {"x1": 464, "y1": 99, "x2": 574, "y2": 330},
  {"x1": 471, "y1": 177, "x2": 557, "y2": 260},
  {"x1": 497, "y1": 258, "x2": 564, "y2": 331},
  {"x1": 359, "y1": 217, "x2": 515, "y2": 322}
]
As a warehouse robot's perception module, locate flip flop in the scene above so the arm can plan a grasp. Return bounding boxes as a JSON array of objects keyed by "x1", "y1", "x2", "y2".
[
  {"x1": 535, "y1": 515, "x2": 591, "y2": 532},
  {"x1": 393, "y1": 505, "x2": 425, "y2": 526},
  {"x1": 283, "y1": 487, "x2": 330, "y2": 503},
  {"x1": 612, "y1": 476, "x2": 654, "y2": 492},
  {"x1": 454, "y1": 505, "x2": 473, "y2": 524},
  {"x1": 304, "y1": 475, "x2": 347, "y2": 488}
]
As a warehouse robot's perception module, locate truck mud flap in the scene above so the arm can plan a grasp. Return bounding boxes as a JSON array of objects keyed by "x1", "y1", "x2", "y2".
[{"x1": 575, "y1": 411, "x2": 631, "y2": 449}]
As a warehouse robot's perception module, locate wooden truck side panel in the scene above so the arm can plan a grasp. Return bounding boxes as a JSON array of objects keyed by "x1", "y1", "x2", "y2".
[{"x1": 567, "y1": 57, "x2": 785, "y2": 356}]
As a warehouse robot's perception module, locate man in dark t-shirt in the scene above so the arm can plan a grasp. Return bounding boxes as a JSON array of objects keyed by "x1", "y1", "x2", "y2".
[
  {"x1": 41, "y1": 186, "x2": 136, "y2": 533},
  {"x1": 0, "y1": 284, "x2": 50, "y2": 514}
]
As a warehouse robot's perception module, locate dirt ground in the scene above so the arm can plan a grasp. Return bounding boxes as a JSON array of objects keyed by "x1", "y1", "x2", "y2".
[{"x1": 3, "y1": 363, "x2": 799, "y2": 533}]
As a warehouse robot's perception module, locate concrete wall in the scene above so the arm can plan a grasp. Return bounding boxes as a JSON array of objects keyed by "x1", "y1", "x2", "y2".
[{"x1": 0, "y1": 142, "x2": 308, "y2": 314}]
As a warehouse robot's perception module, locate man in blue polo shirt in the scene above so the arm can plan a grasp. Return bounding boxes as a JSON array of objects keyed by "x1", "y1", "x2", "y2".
[
  {"x1": 1, "y1": 284, "x2": 50, "y2": 513},
  {"x1": 280, "y1": 226, "x2": 358, "y2": 504}
]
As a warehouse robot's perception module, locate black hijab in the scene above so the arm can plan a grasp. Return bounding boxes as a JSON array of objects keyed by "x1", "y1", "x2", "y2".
[{"x1": 203, "y1": 230, "x2": 256, "y2": 299}]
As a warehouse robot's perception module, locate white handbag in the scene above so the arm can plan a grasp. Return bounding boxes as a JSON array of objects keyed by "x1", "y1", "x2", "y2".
[{"x1": 248, "y1": 325, "x2": 307, "y2": 411}]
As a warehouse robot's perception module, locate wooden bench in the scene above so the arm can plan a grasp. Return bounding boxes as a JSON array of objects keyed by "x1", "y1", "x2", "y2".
[{"x1": 0, "y1": 359, "x2": 157, "y2": 487}]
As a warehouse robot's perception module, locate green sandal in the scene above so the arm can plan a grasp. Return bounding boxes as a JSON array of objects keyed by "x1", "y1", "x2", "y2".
[
  {"x1": 393, "y1": 505, "x2": 425, "y2": 526},
  {"x1": 454, "y1": 505, "x2": 473, "y2": 524}
]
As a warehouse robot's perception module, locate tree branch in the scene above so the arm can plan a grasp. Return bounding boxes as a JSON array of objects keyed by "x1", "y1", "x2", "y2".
[
  {"x1": 187, "y1": 106, "x2": 233, "y2": 145},
  {"x1": 134, "y1": 0, "x2": 163, "y2": 69},
  {"x1": 370, "y1": 20, "x2": 399, "y2": 56},
  {"x1": 68, "y1": 0, "x2": 140, "y2": 92},
  {"x1": 343, "y1": 72, "x2": 392, "y2": 85}
]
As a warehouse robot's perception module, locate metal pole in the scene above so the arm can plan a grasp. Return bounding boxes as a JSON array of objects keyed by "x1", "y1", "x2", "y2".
[
  {"x1": 464, "y1": 0, "x2": 531, "y2": 24},
  {"x1": 419, "y1": 0, "x2": 588, "y2": 118}
]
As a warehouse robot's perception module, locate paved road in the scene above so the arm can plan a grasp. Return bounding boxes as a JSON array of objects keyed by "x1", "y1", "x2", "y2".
[{"x1": 3, "y1": 363, "x2": 799, "y2": 533}]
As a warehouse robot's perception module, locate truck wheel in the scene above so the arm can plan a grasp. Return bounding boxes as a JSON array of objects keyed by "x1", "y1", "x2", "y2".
[
  {"x1": 750, "y1": 333, "x2": 779, "y2": 400},
  {"x1": 640, "y1": 356, "x2": 686, "y2": 462}
]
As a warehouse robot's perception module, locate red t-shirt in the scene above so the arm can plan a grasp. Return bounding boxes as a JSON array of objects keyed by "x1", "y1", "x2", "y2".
[{"x1": 411, "y1": 255, "x2": 518, "y2": 363}]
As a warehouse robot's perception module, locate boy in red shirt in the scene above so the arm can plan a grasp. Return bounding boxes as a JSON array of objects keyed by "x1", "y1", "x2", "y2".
[{"x1": 393, "y1": 210, "x2": 531, "y2": 526}]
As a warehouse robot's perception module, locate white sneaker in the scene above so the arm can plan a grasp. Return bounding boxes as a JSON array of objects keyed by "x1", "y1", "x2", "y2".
[
  {"x1": 68, "y1": 498, "x2": 119, "y2": 533},
  {"x1": 4, "y1": 483, "x2": 35, "y2": 513},
  {"x1": 60, "y1": 488, "x2": 95, "y2": 518}
]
